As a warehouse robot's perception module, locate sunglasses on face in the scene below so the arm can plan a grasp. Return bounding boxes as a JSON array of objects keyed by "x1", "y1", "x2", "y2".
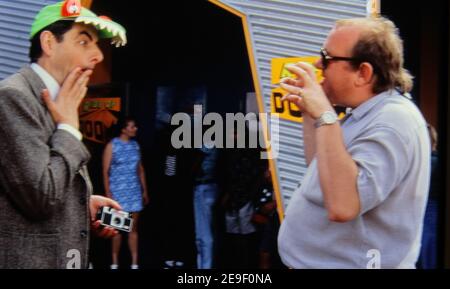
[{"x1": 320, "y1": 48, "x2": 362, "y2": 69}]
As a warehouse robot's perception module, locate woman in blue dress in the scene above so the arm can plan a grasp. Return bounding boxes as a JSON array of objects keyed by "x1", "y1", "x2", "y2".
[{"x1": 102, "y1": 117, "x2": 149, "y2": 269}]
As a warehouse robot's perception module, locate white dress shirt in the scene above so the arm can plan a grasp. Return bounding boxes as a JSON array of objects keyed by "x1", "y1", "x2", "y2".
[{"x1": 31, "y1": 63, "x2": 83, "y2": 141}]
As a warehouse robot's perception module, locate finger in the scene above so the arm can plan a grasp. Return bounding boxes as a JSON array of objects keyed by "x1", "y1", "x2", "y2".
[
  {"x1": 96, "y1": 226, "x2": 114, "y2": 238},
  {"x1": 90, "y1": 195, "x2": 122, "y2": 218},
  {"x1": 79, "y1": 69, "x2": 93, "y2": 83},
  {"x1": 100, "y1": 228, "x2": 117, "y2": 238},
  {"x1": 92, "y1": 220, "x2": 101, "y2": 229},
  {"x1": 67, "y1": 69, "x2": 91, "y2": 99},
  {"x1": 97, "y1": 228, "x2": 108, "y2": 238},
  {"x1": 280, "y1": 77, "x2": 304, "y2": 87},
  {"x1": 295, "y1": 62, "x2": 318, "y2": 81},
  {"x1": 281, "y1": 94, "x2": 305, "y2": 110},
  {"x1": 77, "y1": 70, "x2": 92, "y2": 88},
  {"x1": 106, "y1": 229, "x2": 119, "y2": 238},
  {"x1": 95, "y1": 195, "x2": 122, "y2": 211},
  {"x1": 280, "y1": 93, "x2": 300, "y2": 102},
  {"x1": 41, "y1": 89, "x2": 53, "y2": 107},
  {"x1": 106, "y1": 198, "x2": 122, "y2": 211},
  {"x1": 285, "y1": 65, "x2": 312, "y2": 85},
  {"x1": 72, "y1": 71, "x2": 92, "y2": 97},
  {"x1": 61, "y1": 67, "x2": 82, "y2": 91},
  {"x1": 90, "y1": 222, "x2": 102, "y2": 236},
  {"x1": 83, "y1": 69, "x2": 93, "y2": 77},
  {"x1": 280, "y1": 82, "x2": 303, "y2": 96},
  {"x1": 76, "y1": 87, "x2": 88, "y2": 104}
]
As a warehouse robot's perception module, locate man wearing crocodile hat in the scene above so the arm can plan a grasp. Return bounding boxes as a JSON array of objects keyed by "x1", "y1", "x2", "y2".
[{"x1": 0, "y1": 0, "x2": 127, "y2": 269}]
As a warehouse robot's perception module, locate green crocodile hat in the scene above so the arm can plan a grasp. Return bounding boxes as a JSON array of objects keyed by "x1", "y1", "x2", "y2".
[{"x1": 30, "y1": 0, "x2": 127, "y2": 47}]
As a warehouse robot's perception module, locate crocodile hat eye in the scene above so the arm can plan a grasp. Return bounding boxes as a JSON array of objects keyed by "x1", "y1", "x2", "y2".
[
  {"x1": 61, "y1": 0, "x2": 81, "y2": 17},
  {"x1": 68, "y1": 4, "x2": 79, "y2": 14}
]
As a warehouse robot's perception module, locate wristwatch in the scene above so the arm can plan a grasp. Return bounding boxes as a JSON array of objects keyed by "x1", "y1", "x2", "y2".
[{"x1": 314, "y1": 111, "x2": 338, "y2": 128}]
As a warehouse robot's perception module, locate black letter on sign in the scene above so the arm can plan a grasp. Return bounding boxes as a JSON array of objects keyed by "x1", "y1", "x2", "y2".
[
  {"x1": 273, "y1": 92, "x2": 285, "y2": 113},
  {"x1": 288, "y1": 102, "x2": 302, "y2": 118}
]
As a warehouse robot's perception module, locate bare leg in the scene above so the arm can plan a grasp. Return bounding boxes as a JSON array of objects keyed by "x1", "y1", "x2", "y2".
[
  {"x1": 128, "y1": 213, "x2": 139, "y2": 266},
  {"x1": 111, "y1": 233, "x2": 122, "y2": 267}
]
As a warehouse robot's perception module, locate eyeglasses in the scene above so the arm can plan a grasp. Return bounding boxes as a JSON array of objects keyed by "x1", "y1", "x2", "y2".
[{"x1": 320, "y1": 48, "x2": 361, "y2": 69}]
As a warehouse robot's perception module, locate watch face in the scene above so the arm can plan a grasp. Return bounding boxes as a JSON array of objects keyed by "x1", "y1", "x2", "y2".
[
  {"x1": 315, "y1": 111, "x2": 338, "y2": 128},
  {"x1": 323, "y1": 112, "x2": 337, "y2": 124}
]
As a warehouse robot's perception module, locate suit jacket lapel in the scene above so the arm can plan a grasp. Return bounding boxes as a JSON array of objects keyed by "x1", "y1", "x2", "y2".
[
  {"x1": 18, "y1": 65, "x2": 47, "y2": 106},
  {"x1": 18, "y1": 66, "x2": 92, "y2": 197}
]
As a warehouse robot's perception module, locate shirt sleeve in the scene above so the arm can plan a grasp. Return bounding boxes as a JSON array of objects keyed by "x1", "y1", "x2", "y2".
[
  {"x1": 348, "y1": 125, "x2": 412, "y2": 215},
  {"x1": 57, "y1": 123, "x2": 83, "y2": 141}
]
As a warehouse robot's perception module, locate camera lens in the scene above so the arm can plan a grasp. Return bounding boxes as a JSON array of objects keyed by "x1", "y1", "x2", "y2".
[{"x1": 112, "y1": 216, "x2": 124, "y2": 226}]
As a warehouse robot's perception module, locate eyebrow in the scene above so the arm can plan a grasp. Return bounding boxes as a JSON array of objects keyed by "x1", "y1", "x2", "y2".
[{"x1": 78, "y1": 31, "x2": 94, "y2": 41}]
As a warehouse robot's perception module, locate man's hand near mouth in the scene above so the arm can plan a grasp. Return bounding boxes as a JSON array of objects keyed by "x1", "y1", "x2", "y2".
[{"x1": 41, "y1": 66, "x2": 92, "y2": 130}]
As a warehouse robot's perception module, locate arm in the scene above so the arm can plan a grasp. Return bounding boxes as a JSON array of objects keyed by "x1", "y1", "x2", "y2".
[
  {"x1": 0, "y1": 86, "x2": 90, "y2": 220},
  {"x1": 102, "y1": 142, "x2": 113, "y2": 199},
  {"x1": 138, "y1": 161, "x2": 149, "y2": 205},
  {"x1": 302, "y1": 114, "x2": 317, "y2": 166},
  {"x1": 280, "y1": 62, "x2": 360, "y2": 222},
  {"x1": 315, "y1": 123, "x2": 359, "y2": 222}
]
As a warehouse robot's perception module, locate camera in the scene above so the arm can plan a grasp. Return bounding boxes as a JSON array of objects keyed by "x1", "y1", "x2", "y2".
[{"x1": 96, "y1": 206, "x2": 133, "y2": 232}]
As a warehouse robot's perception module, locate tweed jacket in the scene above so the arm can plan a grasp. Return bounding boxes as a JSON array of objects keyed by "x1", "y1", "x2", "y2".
[{"x1": 0, "y1": 66, "x2": 93, "y2": 269}]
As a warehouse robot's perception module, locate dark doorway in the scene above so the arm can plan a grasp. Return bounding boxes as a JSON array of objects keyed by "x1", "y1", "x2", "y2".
[
  {"x1": 89, "y1": 0, "x2": 254, "y2": 268},
  {"x1": 382, "y1": 0, "x2": 449, "y2": 269}
]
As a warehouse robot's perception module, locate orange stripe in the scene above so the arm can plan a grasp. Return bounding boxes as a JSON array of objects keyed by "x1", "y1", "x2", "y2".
[{"x1": 208, "y1": 0, "x2": 285, "y2": 220}]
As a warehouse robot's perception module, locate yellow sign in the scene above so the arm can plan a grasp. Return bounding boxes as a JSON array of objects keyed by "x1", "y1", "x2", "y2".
[
  {"x1": 79, "y1": 97, "x2": 121, "y2": 143},
  {"x1": 271, "y1": 57, "x2": 322, "y2": 123},
  {"x1": 80, "y1": 97, "x2": 121, "y2": 113}
]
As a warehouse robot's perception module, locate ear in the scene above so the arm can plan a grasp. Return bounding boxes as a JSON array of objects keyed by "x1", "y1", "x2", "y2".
[
  {"x1": 39, "y1": 31, "x2": 56, "y2": 57},
  {"x1": 354, "y1": 62, "x2": 374, "y2": 87}
]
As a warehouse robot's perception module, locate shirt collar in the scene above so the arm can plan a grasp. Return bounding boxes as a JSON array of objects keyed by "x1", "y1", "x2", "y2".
[
  {"x1": 30, "y1": 63, "x2": 60, "y2": 101},
  {"x1": 348, "y1": 90, "x2": 400, "y2": 121}
]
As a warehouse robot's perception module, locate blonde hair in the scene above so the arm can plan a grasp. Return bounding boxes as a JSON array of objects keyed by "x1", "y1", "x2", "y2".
[{"x1": 335, "y1": 17, "x2": 413, "y2": 94}]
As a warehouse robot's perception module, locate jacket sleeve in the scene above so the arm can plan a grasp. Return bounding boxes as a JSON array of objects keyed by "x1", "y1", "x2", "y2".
[{"x1": 0, "y1": 86, "x2": 90, "y2": 220}]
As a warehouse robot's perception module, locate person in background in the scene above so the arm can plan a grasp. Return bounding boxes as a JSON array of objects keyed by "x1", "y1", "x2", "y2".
[
  {"x1": 251, "y1": 167, "x2": 283, "y2": 269},
  {"x1": 220, "y1": 130, "x2": 260, "y2": 268},
  {"x1": 103, "y1": 117, "x2": 149, "y2": 269},
  {"x1": 0, "y1": 0, "x2": 126, "y2": 269},
  {"x1": 417, "y1": 123, "x2": 440, "y2": 269},
  {"x1": 192, "y1": 141, "x2": 221, "y2": 269}
]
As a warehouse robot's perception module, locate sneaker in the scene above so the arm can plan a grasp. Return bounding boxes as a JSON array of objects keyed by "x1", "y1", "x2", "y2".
[
  {"x1": 131, "y1": 264, "x2": 139, "y2": 269},
  {"x1": 110, "y1": 264, "x2": 119, "y2": 269},
  {"x1": 164, "y1": 260, "x2": 175, "y2": 267}
]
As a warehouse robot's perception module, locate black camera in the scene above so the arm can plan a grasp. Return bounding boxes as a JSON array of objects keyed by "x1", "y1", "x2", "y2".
[{"x1": 96, "y1": 206, "x2": 133, "y2": 232}]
